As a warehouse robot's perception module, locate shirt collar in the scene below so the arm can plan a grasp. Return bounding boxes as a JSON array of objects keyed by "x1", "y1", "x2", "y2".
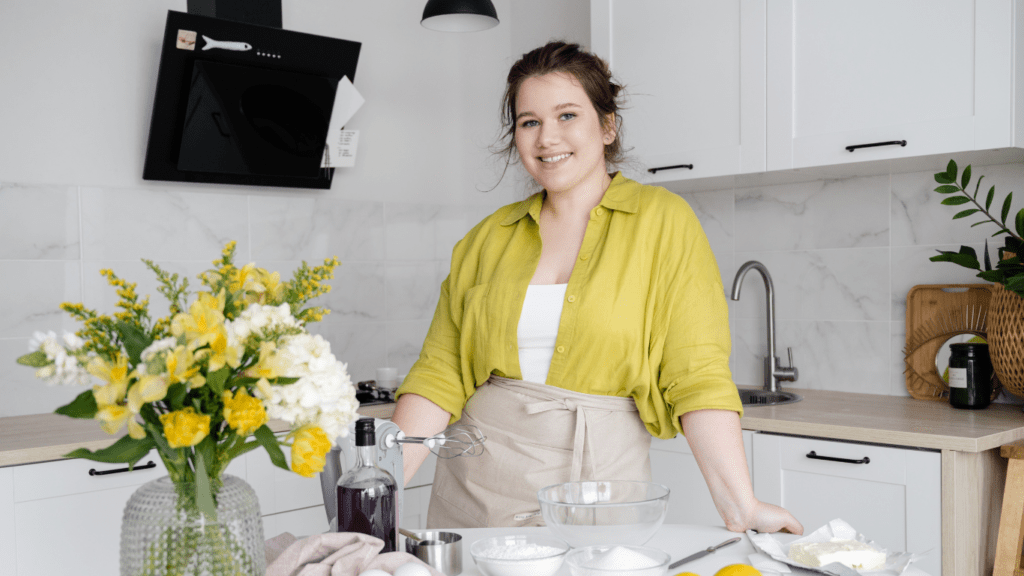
[{"x1": 499, "y1": 172, "x2": 640, "y2": 226}]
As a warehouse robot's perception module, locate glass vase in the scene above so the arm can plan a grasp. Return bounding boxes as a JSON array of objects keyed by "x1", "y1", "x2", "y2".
[{"x1": 120, "y1": 474, "x2": 266, "y2": 576}]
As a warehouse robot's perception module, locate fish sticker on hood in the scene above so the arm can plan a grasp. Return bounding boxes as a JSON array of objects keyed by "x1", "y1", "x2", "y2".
[{"x1": 201, "y1": 35, "x2": 253, "y2": 52}]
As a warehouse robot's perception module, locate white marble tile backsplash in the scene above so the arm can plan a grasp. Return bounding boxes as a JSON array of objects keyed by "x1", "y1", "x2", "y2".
[{"x1": 0, "y1": 162, "x2": 1017, "y2": 415}]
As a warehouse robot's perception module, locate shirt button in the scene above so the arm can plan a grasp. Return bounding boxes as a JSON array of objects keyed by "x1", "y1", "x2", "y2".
[
  {"x1": 567, "y1": 295, "x2": 576, "y2": 303},
  {"x1": 556, "y1": 345, "x2": 566, "y2": 354},
  {"x1": 595, "y1": 207, "x2": 605, "y2": 216},
  {"x1": 579, "y1": 254, "x2": 589, "y2": 260}
]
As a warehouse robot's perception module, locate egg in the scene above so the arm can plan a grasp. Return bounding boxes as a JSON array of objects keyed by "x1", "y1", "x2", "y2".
[
  {"x1": 357, "y1": 570, "x2": 391, "y2": 576},
  {"x1": 394, "y1": 563, "x2": 432, "y2": 576}
]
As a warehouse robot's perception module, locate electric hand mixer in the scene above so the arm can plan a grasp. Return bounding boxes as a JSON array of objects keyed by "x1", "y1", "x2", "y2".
[{"x1": 319, "y1": 419, "x2": 486, "y2": 529}]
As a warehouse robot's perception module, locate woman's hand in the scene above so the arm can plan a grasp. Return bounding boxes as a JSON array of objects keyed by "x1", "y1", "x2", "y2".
[
  {"x1": 681, "y1": 409, "x2": 803, "y2": 535},
  {"x1": 742, "y1": 501, "x2": 804, "y2": 535}
]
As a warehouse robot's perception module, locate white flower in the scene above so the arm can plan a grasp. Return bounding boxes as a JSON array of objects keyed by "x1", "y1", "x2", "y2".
[
  {"x1": 254, "y1": 333, "x2": 358, "y2": 444},
  {"x1": 140, "y1": 337, "x2": 177, "y2": 362},
  {"x1": 28, "y1": 330, "x2": 92, "y2": 386},
  {"x1": 228, "y1": 303, "x2": 300, "y2": 342}
]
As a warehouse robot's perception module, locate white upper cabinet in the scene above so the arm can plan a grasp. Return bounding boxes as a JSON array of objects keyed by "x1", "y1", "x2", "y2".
[
  {"x1": 767, "y1": 0, "x2": 1014, "y2": 171},
  {"x1": 591, "y1": 0, "x2": 767, "y2": 182}
]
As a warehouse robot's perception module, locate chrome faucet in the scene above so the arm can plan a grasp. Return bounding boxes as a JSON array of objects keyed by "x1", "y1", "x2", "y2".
[{"x1": 730, "y1": 261, "x2": 798, "y2": 392}]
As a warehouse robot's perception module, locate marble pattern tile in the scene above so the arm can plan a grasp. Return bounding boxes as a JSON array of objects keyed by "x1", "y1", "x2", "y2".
[
  {"x1": 249, "y1": 195, "x2": 385, "y2": 262},
  {"x1": 386, "y1": 263, "x2": 446, "y2": 321},
  {"x1": 385, "y1": 203, "x2": 446, "y2": 262},
  {"x1": 890, "y1": 242, "x2": 988, "y2": 321},
  {"x1": 891, "y1": 162, "x2": 1024, "y2": 247},
  {"x1": 679, "y1": 189, "x2": 736, "y2": 286},
  {"x1": 307, "y1": 320, "x2": 387, "y2": 384},
  {"x1": 387, "y1": 320, "x2": 432, "y2": 376},
  {"x1": 731, "y1": 248, "x2": 890, "y2": 322},
  {"x1": 0, "y1": 261, "x2": 81, "y2": 338},
  {"x1": 735, "y1": 175, "x2": 890, "y2": 251},
  {"x1": 732, "y1": 317, "x2": 890, "y2": 395},
  {"x1": 890, "y1": 321, "x2": 911, "y2": 397},
  {"x1": 0, "y1": 183, "x2": 80, "y2": 259},
  {"x1": 0, "y1": 338, "x2": 87, "y2": 417},
  {"x1": 79, "y1": 186, "x2": 249, "y2": 261}
]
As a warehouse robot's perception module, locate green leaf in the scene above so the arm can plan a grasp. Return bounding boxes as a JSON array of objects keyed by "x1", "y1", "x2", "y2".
[
  {"x1": 974, "y1": 175, "x2": 986, "y2": 200},
  {"x1": 972, "y1": 220, "x2": 991, "y2": 228},
  {"x1": 194, "y1": 452, "x2": 217, "y2": 517},
  {"x1": 930, "y1": 246, "x2": 981, "y2": 270},
  {"x1": 64, "y1": 434, "x2": 155, "y2": 465},
  {"x1": 994, "y1": 229, "x2": 1011, "y2": 237},
  {"x1": 984, "y1": 240, "x2": 993, "y2": 271},
  {"x1": 228, "y1": 376, "x2": 259, "y2": 387},
  {"x1": 271, "y1": 376, "x2": 300, "y2": 385},
  {"x1": 1016, "y1": 208, "x2": 1024, "y2": 238},
  {"x1": 961, "y1": 164, "x2": 972, "y2": 189},
  {"x1": 1005, "y1": 275, "x2": 1024, "y2": 292},
  {"x1": 54, "y1": 389, "x2": 99, "y2": 419},
  {"x1": 934, "y1": 172, "x2": 956, "y2": 185},
  {"x1": 954, "y1": 209, "x2": 980, "y2": 220},
  {"x1": 254, "y1": 425, "x2": 290, "y2": 472},
  {"x1": 206, "y1": 366, "x2": 230, "y2": 395},
  {"x1": 979, "y1": 269, "x2": 1006, "y2": 283},
  {"x1": 934, "y1": 185, "x2": 961, "y2": 194},
  {"x1": 16, "y1": 350, "x2": 50, "y2": 368},
  {"x1": 946, "y1": 159, "x2": 958, "y2": 180},
  {"x1": 166, "y1": 382, "x2": 187, "y2": 410},
  {"x1": 227, "y1": 440, "x2": 262, "y2": 460},
  {"x1": 941, "y1": 196, "x2": 972, "y2": 206},
  {"x1": 115, "y1": 321, "x2": 153, "y2": 366},
  {"x1": 986, "y1": 186, "x2": 996, "y2": 211},
  {"x1": 1003, "y1": 192, "x2": 1014, "y2": 225}
]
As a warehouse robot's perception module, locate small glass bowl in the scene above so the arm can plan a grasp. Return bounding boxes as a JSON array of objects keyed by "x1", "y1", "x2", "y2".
[
  {"x1": 564, "y1": 545, "x2": 671, "y2": 576},
  {"x1": 470, "y1": 534, "x2": 569, "y2": 576},
  {"x1": 537, "y1": 480, "x2": 670, "y2": 548}
]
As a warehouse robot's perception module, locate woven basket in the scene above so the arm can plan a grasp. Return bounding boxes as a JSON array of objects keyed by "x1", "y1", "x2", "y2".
[{"x1": 989, "y1": 282, "x2": 1024, "y2": 396}]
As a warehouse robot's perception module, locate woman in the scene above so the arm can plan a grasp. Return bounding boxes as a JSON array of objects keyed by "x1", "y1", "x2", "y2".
[{"x1": 392, "y1": 41, "x2": 802, "y2": 535}]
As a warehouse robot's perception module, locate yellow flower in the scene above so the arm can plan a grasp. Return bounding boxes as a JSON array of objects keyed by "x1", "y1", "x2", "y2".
[
  {"x1": 127, "y1": 374, "x2": 170, "y2": 414},
  {"x1": 289, "y1": 426, "x2": 331, "y2": 478},
  {"x1": 171, "y1": 291, "x2": 226, "y2": 349},
  {"x1": 96, "y1": 404, "x2": 132, "y2": 435},
  {"x1": 222, "y1": 388, "x2": 267, "y2": 436},
  {"x1": 88, "y1": 354, "x2": 130, "y2": 407},
  {"x1": 246, "y1": 342, "x2": 291, "y2": 380},
  {"x1": 202, "y1": 329, "x2": 242, "y2": 372},
  {"x1": 159, "y1": 407, "x2": 210, "y2": 448},
  {"x1": 165, "y1": 345, "x2": 206, "y2": 389},
  {"x1": 230, "y1": 263, "x2": 257, "y2": 294}
]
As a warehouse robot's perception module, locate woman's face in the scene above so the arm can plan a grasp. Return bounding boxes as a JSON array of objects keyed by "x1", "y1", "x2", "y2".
[{"x1": 513, "y1": 72, "x2": 615, "y2": 196}]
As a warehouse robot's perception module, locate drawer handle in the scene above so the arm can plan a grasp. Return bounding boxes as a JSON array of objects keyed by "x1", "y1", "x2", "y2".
[
  {"x1": 648, "y1": 163, "x2": 694, "y2": 174},
  {"x1": 805, "y1": 451, "x2": 870, "y2": 465},
  {"x1": 845, "y1": 140, "x2": 907, "y2": 152},
  {"x1": 89, "y1": 460, "x2": 156, "y2": 476}
]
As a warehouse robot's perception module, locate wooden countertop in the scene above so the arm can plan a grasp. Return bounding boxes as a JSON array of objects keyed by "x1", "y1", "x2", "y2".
[{"x1": 2, "y1": 390, "x2": 1022, "y2": 467}]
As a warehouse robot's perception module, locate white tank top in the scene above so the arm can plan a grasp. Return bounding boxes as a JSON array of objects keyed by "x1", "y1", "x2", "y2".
[{"x1": 517, "y1": 283, "x2": 568, "y2": 385}]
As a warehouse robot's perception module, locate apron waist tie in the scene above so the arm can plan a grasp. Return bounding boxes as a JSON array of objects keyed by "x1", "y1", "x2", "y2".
[{"x1": 525, "y1": 399, "x2": 590, "y2": 482}]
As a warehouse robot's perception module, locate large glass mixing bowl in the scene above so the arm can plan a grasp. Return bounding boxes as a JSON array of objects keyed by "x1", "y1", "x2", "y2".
[{"x1": 536, "y1": 481, "x2": 670, "y2": 548}]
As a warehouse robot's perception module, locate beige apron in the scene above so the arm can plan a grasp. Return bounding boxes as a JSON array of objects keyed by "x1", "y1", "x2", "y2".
[{"x1": 425, "y1": 375, "x2": 652, "y2": 528}]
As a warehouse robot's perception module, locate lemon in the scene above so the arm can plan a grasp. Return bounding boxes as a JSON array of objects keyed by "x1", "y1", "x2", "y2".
[
  {"x1": 715, "y1": 564, "x2": 761, "y2": 576},
  {"x1": 674, "y1": 573, "x2": 700, "y2": 576}
]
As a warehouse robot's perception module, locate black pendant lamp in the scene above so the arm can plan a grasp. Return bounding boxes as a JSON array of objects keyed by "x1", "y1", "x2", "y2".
[{"x1": 421, "y1": 0, "x2": 499, "y2": 32}]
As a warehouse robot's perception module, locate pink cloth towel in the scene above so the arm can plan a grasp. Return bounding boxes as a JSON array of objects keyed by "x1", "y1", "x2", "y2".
[{"x1": 265, "y1": 532, "x2": 445, "y2": 576}]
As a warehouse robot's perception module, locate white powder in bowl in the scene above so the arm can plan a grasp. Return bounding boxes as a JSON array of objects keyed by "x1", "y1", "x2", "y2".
[
  {"x1": 473, "y1": 543, "x2": 566, "y2": 576},
  {"x1": 568, "y1": 546, "x2": 667, "y2": 576}
]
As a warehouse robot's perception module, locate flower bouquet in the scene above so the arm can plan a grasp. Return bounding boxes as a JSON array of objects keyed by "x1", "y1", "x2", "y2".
[{"x1": 16, "y1": 241, "x2": 359, "y2": 575}]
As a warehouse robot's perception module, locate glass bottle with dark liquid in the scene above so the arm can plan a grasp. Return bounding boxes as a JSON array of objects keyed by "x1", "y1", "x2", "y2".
[{"x1": 336, "y1": 418, "x2": 398, "y2": 552}]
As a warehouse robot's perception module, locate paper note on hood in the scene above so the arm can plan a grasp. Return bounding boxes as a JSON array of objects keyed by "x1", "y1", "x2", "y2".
[{"x1": 322, "y1": 77, "x2": 364, "y2": 168}]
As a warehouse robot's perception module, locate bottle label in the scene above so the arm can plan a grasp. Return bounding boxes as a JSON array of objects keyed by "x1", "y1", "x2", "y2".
[{"x1": 949, "y1": 367, "x2": 968, "y2": 389}]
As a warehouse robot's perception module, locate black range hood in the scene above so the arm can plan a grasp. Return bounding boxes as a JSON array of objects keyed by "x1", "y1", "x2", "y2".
[{"x1": 142, "y1": 9, "x2": 361, "y2": 189}]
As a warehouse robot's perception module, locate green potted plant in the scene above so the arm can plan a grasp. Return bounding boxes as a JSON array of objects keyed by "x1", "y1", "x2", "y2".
[{"x1": 930, "y1": 160, "x2": 1024, "y2": 393}]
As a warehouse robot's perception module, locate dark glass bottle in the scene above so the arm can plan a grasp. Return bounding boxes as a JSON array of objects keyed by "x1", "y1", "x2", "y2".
[
  {"x1": 336, "y1": 418, "x2": 397, "y2": 551},
  {"x1": 948, "y1": 343, "x2": 993, "y2": 409}
]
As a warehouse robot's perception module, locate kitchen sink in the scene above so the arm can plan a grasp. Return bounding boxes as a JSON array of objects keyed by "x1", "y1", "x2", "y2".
[{"x1": 739, "y1": 389, "x2": 802, "y2": 406}]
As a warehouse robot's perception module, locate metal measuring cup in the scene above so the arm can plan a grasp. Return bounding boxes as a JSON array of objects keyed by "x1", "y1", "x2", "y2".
[{"x1": 402, "y1": 529, "x2": 462, "y2": 576}]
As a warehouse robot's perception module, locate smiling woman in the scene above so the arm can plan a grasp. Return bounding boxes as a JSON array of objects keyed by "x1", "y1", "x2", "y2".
[{"x1": 390, "y1": 41, "x2": 803, "y2": 536}]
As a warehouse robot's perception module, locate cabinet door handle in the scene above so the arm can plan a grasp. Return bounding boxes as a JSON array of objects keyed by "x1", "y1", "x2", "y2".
[
  {"x1": 89, "y1": 460, "x2": 157, "y2": 476},
  {"x1": 648, "y1": 163, "x2": 694, "y2": 174},
  {"x1": 805, "y1": 451, "x2": 870, "y2": 465},
  {"x1": 845, "y1": 140, "x2": 906, "y2": 152}
]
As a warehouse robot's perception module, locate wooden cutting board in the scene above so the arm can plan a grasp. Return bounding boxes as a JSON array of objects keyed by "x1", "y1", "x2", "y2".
[{"x1": 904, "y1": 284, "x2": 993, "y2": 400}]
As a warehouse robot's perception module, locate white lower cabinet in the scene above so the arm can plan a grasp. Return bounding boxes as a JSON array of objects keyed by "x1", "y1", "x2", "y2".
[
  {"x1": 402, "y1": 485, "x2": 433, "y2": 531},
  {"x1": 1, "y1": 468, "x2": 16, "y2": 576},
  {"x1": 650, "y1": 430, "x2": 754, "y2": 527},
  {"x1": 753, "y1": 433, "x2": 941, "y2": 576}
]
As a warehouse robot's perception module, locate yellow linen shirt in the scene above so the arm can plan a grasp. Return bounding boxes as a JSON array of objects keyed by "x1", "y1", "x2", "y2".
[{"x1": 395, "y1": 173, "x2": 742, "y2": 439}]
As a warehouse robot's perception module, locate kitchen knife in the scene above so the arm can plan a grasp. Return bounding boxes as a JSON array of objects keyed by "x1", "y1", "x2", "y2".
[{"x1": 669, "y1": 537, "x2": 742, "y2": 569}]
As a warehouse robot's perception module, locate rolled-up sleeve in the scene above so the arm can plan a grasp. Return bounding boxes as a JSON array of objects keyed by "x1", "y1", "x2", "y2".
[
  {"x1": 657, "y1": 205, "x2": 742, "y2": 437},
  {"x1": 394, "y1": 275, "x2": 470, "y2": 424}
]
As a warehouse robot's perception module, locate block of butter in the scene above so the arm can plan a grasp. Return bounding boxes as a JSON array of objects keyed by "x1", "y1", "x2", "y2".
[{"x1": 788, "y1": 539, "x2": 887, "y2": 571}]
